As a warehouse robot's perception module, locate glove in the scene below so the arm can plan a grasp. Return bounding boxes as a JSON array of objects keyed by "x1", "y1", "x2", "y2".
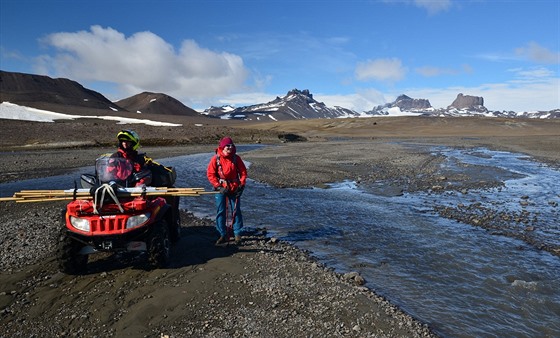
[
  {"x1": 133, "y1": 169, "x2": 151, "y2": 184},
  {"x1": 216, "y1": 186, "x2": 229, "y2": 194},
  {"x1": 235, "y1": 185, "x2": 245, "y2": 197}
]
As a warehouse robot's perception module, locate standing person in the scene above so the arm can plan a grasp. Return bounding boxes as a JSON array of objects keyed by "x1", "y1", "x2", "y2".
[
  {"x1": 207, "y1": 137, "x2": 247, "y2": 245},
  {"x1": 109, "y1": 129, "x2": 152, "y2": 187}
]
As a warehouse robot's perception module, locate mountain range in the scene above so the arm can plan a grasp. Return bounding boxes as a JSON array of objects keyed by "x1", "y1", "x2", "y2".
[
  {"x1": 203, "y1": 89, "x2": 357, "y2": 121},
  {"x1": 1, "y1": 70, "x2": 558, "y2": 121}
]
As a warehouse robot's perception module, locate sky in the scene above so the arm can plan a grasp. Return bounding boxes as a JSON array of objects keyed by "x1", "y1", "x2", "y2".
[{"x1": 1, "y1": 0, "x2": 559, "y2": 113}]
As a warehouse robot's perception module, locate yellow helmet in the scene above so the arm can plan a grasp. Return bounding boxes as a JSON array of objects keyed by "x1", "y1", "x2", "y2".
[{"x1": 117, "y1": 130, "x2": 140, "y2": 151}]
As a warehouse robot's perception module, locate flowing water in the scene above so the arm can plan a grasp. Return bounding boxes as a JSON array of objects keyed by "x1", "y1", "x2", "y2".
[{"x1": 1, "y1": 145, "x2": 559, "y2": 338}]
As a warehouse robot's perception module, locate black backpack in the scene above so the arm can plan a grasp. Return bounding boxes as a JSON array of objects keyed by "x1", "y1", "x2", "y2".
[{"x1": 145, "y1": 157, "x2": 177, "y2": 187}]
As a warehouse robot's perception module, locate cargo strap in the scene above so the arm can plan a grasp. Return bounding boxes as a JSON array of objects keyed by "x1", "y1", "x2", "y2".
[{"x1": 93, "y1": 183, "x2": 124, "y2": 214}]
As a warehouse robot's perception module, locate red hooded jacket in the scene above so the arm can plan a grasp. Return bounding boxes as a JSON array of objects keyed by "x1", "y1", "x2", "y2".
[{"x1": 207, "y1": 143, "x2": 247, "y2": 192}]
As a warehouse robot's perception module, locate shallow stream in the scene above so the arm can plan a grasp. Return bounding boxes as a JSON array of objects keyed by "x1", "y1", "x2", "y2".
[{"x1": 1, "y1": 145, "x2": 559, "y2": 337}]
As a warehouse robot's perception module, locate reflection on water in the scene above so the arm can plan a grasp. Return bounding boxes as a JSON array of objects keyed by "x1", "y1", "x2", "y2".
[
  {"x1": 2, "y1": 145, "x2": 559, "y2": 338},
  {"x1": 172, "y1": 146, "x2": 560, "y2": 338}
]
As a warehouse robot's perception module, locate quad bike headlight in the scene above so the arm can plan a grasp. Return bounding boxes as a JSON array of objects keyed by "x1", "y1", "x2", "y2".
[
  {"x1": 126, "y1": 213, "x2": 151, "y2": 229},
  {"x1": 70, "y1": 216, "x2": 90, "y2": 232}
]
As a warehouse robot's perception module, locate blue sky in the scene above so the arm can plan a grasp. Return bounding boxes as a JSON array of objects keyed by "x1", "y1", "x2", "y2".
[{"x1": 1, "y1": 0, "x2": 559, "y2": 112}]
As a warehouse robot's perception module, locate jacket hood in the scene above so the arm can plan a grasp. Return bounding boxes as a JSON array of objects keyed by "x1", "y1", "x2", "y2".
[
  {"x1": 217, "y1": 137, "x2": 236, "y2": 156},
  {"x1": 215, "y1": 146, "x2": 236, "y2": 157},
  {"x1": 218, "y1": 137, "x2": 234, "y2": 148}
]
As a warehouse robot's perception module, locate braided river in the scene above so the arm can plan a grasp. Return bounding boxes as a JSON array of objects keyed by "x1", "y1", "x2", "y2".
[{"x1": 2, "y1": 144, "x2": 559, "y2": 337}]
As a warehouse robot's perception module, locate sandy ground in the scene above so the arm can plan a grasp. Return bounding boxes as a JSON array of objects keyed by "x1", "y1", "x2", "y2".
[{"x1": 1, "y1": 116, "x2": 559, "y2": 337}]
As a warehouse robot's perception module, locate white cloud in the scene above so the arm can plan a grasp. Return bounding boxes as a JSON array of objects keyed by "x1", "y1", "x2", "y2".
[
  {"x1": 403, "y1": 75, "x2": 559, "y2": 112},
  {"x1": 214, "y1": 92, "x2": 279, "y2": 109},
  {"x1": 317, "y1": 89, "x2": 387, "y2": 112},
  {"x1": 18, "y1": 26, "x2": 557, "y2": 115},
  {"x1": 355, "y1": 58, "x2": 407, "y2": 83},
  {"x1": 416, "y1": 66, "x2": 456, "y2": 77},
  {"x1": 475, "y1": 42, "x2": 559, "y2": 65},
  {"x1": 515, "y1": 42, "x2": 560, "y2": 65},
  {"x1": 37, "y1": 26, "x2": 249, "y2": 104},
  {"x1": 224, "y1": 68, "x2": 557, "y2": 113},
  {"x1": 473, "y1": 80, "x2": 559, "y2": 112},
  {"x1": 415, "y1": 64, "x2": 473, "y2": 77},
  {"x1": 508, "y1": 66, "x2": 556, "y2": 82},
  {"x1": 383, "y1": 0, "x2": 452, "y2": 15},
  {"x1": 473, "y1": 52, "x2": 517, "y2": 63},
  {"x1": 0, "y1": 46, "x2": 26, "y2": 62},
  {"x1": 413, "y1": 0, "x2": 452, "y2": 14}
]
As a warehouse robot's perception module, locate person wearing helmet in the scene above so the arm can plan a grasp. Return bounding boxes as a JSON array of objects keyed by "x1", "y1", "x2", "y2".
[
  {"x1": 207, "y1": 137, "x2": 247, "y2": 245},
  {"x1": 109, "y1": 130, "x2": 152, "y2": 187}
]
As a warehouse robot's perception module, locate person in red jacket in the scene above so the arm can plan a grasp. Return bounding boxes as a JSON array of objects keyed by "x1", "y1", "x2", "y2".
[
  {"x1": 108, "y1": 130, "x2": 152, "y2": 187},
  {"x1": 207, "y1": 137, "x2": 247, "y2": 245}
]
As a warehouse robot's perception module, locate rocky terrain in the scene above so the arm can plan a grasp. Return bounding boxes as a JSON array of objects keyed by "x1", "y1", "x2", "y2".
[
  {"x1": 1, "y1": 70, "x2": 559, "y2": 336},
  {"x1": 1, "y1": 114, "x2": 560, "y2": 336},
  {"x1": 1, "y1": 140, "x2": 443, "y2": 338},
  {"x1": 0, "y1": 202, "x2": 438, "y2": 337}
]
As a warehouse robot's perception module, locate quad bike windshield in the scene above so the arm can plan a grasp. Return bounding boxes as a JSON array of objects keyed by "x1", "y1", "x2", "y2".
[{"x1": 96, "y1": 156, "x2": 133, "y2": 184}]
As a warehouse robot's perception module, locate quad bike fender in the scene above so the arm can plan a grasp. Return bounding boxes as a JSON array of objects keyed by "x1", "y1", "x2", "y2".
[
  {"x1": 153, "y1": 202, "x2": 171, "y2": 223},
  {"x1": 156, "y1": 203, "x2": 180, "y2": 232},
  {"x1": 152, "y1": 201, "x2": 181, "y2": 243}
]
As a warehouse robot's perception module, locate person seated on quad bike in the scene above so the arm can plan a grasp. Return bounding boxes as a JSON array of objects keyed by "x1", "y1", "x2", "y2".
[{"x1": 108, "y1": 130, "x2": 152, "y2": 187}]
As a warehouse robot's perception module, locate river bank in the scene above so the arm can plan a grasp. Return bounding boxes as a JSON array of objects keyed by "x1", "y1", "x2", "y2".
[
  {"x1": 0, "y1": 140, "x2": 445, "y2": 337},
  {"x1": 1, "y1": 117, "x2": 559, "y2": 336}
]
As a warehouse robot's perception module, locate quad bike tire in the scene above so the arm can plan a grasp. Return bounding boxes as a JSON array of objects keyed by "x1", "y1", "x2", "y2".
[
  {"x1": 169, "y1": 211, "x2": 181, "y2": 243},
  {"x1": 57, "y1": 226, "x2": 88, "y2": 274},
  {"x1": 167, "y1": 196, "x2": 181, "y2": 243},
  {"x1": 147, "y1": 220, "x2": 171, "y2": 269}
]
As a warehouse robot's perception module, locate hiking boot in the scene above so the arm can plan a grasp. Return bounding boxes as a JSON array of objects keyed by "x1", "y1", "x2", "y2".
[
  {"x1": 215, "y1": 236, "x2": 226, "y2": 245},
  {"x1": 234, "y1": 235, "x2": 242, "y2": 245}
]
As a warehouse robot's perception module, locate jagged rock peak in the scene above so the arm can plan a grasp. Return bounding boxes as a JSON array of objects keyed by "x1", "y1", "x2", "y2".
[
  {"x1": 271, "y1": 88, "x2": 315, "y2": 105},
  {"x1": 395, "y1": 94, "x2": 413, "y2": 101},
  {"x1": 394, "y1": 94, "x2": 432, "y2": 110},
  {"x1": 286, "y1": 88, "x2": 313, "y2": 99},
  {"x1": 449, "y1": 93, "x2": 484, "y2": 110},
  {"x1": 367, "y1": 94, "x2": 432, "y2": 115}
]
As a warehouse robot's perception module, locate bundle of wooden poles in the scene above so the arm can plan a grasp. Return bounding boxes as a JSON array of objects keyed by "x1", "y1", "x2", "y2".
[{"x1": 0, "y1": 186, "x2": 215, "y2": 203}]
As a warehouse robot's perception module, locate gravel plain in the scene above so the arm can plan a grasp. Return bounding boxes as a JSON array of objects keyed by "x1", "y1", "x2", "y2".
[
  {"x1": 1, "y1": 116, "x2": 559, "y2": 337},
  {"x1": 0, "y1": 202, "x2": 436, "y2": 338}
]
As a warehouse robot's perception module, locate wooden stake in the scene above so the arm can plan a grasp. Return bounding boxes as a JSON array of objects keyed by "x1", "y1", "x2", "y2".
[{"x1": 1, "y1": 186, "x2": 217, "y2": 203}]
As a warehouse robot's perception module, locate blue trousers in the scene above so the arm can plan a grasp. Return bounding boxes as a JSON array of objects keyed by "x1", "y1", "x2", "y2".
[{"x1": 215, "y1": 193, "x2": 243, "y2": 238}]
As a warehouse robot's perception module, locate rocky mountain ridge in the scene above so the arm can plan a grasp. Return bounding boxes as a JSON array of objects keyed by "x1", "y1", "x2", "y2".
[
  {"x1": 204, "y1": 89, "x2": 357, "y2": 121},
  {"x1": 1, "y1": 70, "x2": 558, "y2": 121},
  {"x1": 364, "y1": 93, "x2": 559, "y2": 119}
]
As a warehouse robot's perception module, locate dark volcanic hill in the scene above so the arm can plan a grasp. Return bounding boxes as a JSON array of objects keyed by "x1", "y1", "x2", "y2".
[
  {"x1": 0, "y1": 71, "x2": 208, "y2": 123},
  {"x1": 115, "y1": 92, "x2": 199, "y2": 116},
  {"x1": 0, "y1": 70, "x2": 125, "y2": 115}
]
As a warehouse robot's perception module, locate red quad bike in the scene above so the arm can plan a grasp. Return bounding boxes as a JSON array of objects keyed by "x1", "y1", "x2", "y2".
[{"x1": 57, "y1": 156, "x2": 180, "y2": 274}]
